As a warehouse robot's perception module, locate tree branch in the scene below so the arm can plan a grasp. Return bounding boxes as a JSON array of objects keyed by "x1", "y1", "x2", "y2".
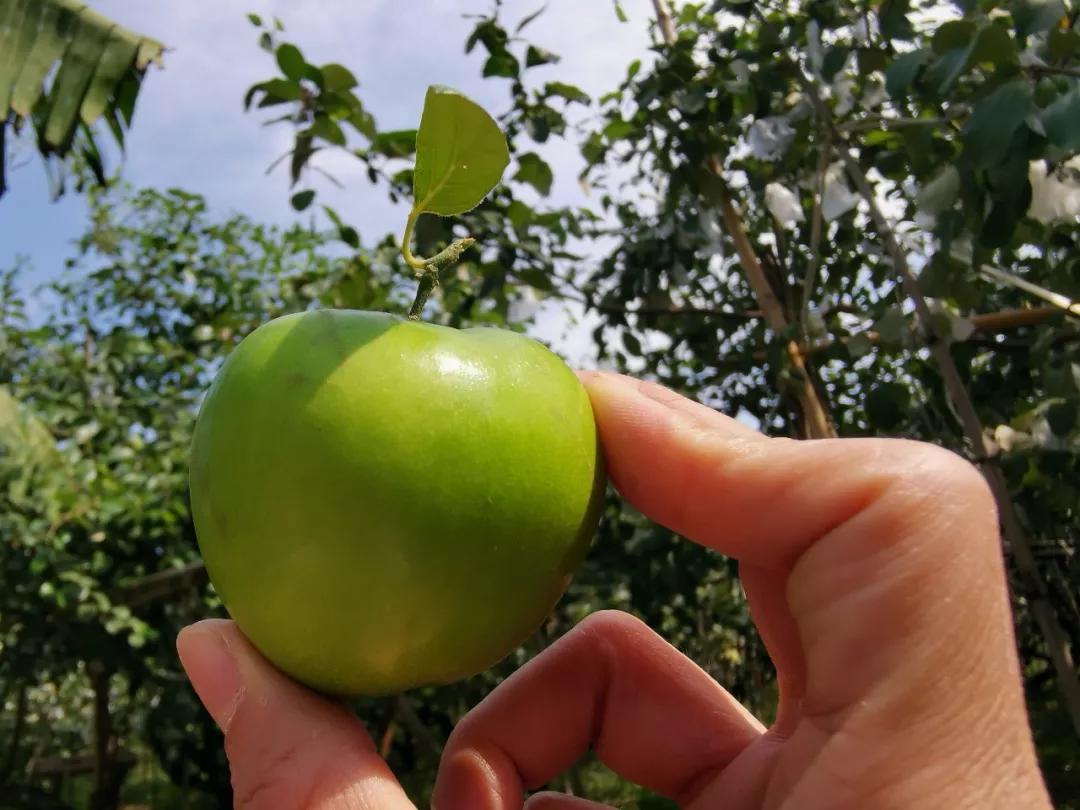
[
  {"x1": 651, "y1": 0, "x2": 837, "y2": 440},
  {"x1": 802, "y1": 131, "x2": 830, "y2": 338},
  {"x1": 652, "y1": 0, "x2": 676, "y2": 42}
]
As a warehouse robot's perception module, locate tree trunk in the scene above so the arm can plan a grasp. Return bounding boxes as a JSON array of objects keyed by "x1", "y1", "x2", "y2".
[
  {"x1": 88, "y1": 662, "x2": 122, "y2": 810},
  {"x1": 1, "y1": 680, "x2": 28, "y2": 784}
]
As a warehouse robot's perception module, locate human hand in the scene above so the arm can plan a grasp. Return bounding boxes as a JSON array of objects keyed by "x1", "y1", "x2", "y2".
[{"x1": 178, "y1": 371, "x2": 1051, "y2": 809}]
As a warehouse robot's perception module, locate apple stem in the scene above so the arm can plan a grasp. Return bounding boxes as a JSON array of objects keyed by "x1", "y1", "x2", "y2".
[{"x1": 406, "y1": 236, "x2": 476, "y2": 320}]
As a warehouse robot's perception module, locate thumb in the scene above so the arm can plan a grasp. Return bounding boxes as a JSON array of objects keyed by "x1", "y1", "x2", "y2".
[{"x1": 177, "y1": 619, "x2": 414, "y2": 809}]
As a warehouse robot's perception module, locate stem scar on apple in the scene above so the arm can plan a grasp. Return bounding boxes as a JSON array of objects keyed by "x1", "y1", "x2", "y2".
[{"x1": 401, "y1": 85, "x2": 510, "y2": 320}]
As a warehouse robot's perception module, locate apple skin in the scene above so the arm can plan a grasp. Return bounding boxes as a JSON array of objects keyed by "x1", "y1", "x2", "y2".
[{"x1": 188, "y1": 309, "x2": 605, "y2": 696}]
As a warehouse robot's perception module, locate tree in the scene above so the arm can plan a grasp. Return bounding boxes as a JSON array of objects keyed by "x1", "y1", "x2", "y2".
[{"x1": 0, "y1": 0, "x2": 164, "y2": 197}]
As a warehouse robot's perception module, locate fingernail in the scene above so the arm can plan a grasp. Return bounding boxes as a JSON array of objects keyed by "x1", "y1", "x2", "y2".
[
  {"x1": 177, "y1": 619, "x2": 243, "y2": 731},
  {"x1": 435, "y1": 750, "x2": 499, "y2": 810}
]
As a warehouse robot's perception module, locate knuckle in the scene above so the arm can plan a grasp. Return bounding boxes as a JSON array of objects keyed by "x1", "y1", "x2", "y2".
[{"x1": 889, "y1": 440, "x2": 995, "y2": 512}]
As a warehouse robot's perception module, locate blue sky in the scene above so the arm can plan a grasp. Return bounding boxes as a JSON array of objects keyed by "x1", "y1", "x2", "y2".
[{"x1": 1, "y1": 0, "x2": 653, "y2": 349}]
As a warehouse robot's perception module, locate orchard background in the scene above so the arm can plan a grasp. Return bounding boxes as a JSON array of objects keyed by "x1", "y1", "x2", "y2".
[{"x1": 2, "y1": 0, "x2": 1079, "y2": 807}]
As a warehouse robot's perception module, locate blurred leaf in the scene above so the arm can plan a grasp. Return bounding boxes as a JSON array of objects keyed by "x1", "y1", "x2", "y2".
[
  {"x1": 969, "y1": 23, "x2": 1018, "y2": 66},
  {"x1": 878, "y1": 0, "x2": 915, "y2": 40},
  {"x1": 290, "y1": 134, "x2": 315, "y2": 185},
  {"x1": 290, "y1": 190, "x2": 315, "y2": 211},
  {"x1": 1048, "y1": 26, "x2": 1080, "y2": 61},
  {"x1": 413, "y1": 86, "x2": 509, "y2": 216},
  {"x1": 1010, "y1": 0, "x2": 1065, "y2": 37},
  {"x1": 321, "y1": 63, "x2": 358, "y2": 91},
  {"x1": 339, "y1": 226, "x2": 360, "y2": 249},
  {"x1": 483, "y1": 52, "x2": 520, "y2": 79},
  {"x1": 275, "y1": 43, "x2": 306, "y2": 82},
  {"x1": 514, "y1": 152, "x2": 554, "y2": 196},
  {"x1": 613, "y1": 0, "x2": 628, "y2": 23},
  {"x1": 309, "y1": 115, "x2": 346, "y2": 146},
  {"x1": 885, "y1": 49, "x2": 929, "y2": 98},
  {"x1": 546, "y1": 81, "x2": 590, "y2": 104},
  {"x1": 526, "y1": 45, "x2": 560, "y2": 68},
  {"x1": 961, "y1": 79, "x2": 1032, "y2": 169},
  {"x1": 1039, "y1": 88, "x2": 1080, "y2": 151},
  {"x1": 874, "y1": 306, "x2": 907, "y2": 347},
  {"x1": 370, "y1": 128, "x2": 416, "y2": 158}
]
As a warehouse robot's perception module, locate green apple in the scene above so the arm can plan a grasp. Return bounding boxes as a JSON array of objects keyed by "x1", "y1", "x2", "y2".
[{"x1": 188, "y1": 309, "x2": 605, "y2": 696}]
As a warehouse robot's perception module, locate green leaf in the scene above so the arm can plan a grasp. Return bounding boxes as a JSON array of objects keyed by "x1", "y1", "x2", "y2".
[
  {"x1": 874, "y1": 307, "x2": 907, "y2": 347},
  {"x1": 525, "y1": 114, "x2": 551, "y2": 142},
  {"x1": 932, "y1": 20, "x2": 977, "y2": 54},
  {"x1": 846, "y1": 333, "x2": 874, "y2": 359},
  {"x1": 291, "y1": 190, "x2": 315, "y2": 211},
  {"x1": 545, "y1": 81, "x2": 589, "y2": 104},
  {"x1": 604, "y1": 118, "x2": 635, "y2": 141},
  {"x1": 1010, "y1": 0, "x2": 1065, "y2": 37},
  {"x1": 43, "y1": 10, "x2": 111, "y2": 149},
  {"x1": 514, "y1": 152, "x2": 553, "y2": 196},
  {"x1": 370, "y1": 128, "x2": 416, "y2": 158},
  {"x1": 526, "y1": 45, "x2": 559, "y2": 68},
  {"x1": 321, "y1": 63, "x2": 358, "y2": 91},
  {"x1": 309, "y1": 115, "x2": 346, "y2": 146},
  {"x1": 8, "y1": 1, "x2": 63, "y2": 116},
  {"x1": 412, "y1": 85, "x2": 509, "y2": 216},
  {"x1": 613, "y1": 0, "x2": 629, "y2": 23},
  {"x1": 962, "y1": 79, "x2": 1033, "y2": 169},
  {"x1": 254, "y1": 77, "x2": 302, "y2": 106},
  {"x1": 339, "y1": 226, "x2": 360, "y2": 249},
  {"x1": 483, "y1": 52, "x2": 519, "y2": 79},
  {"x1": 290, "y1": 135, "x2": 315, "y2": 185},
  {"x1": 276, "y1": 43, "x2": 306, "y2": 82},
  {"x1": 885, "y1": 49, "x2": 929, "y2": 98},
  {"x1": 79, "y1": 30, "x2": 140, "y2": 126},
  {"x1": 0, "y1": 0, "x2": 37, "y2": 113},
  {"x1": 506, "y1": 199, "x2": 535, "y2": 230},
  {"x1": 1048, "y1": 26, "x2": 1080, "y2": 61},
  {"x1": 1039, "y1": 88, "x2": 1080, "y2": 151},
  {"x1": 879, "y1": 0, "x2": 915, "y2": 40},
  {"x1": 926, "y1": 20, "x2": 978, "y2": 91},
  {"x1": 969, "y1": 23, "x2": 1018, "y2": 67},
  {"x1": 857, "y1": 47, "x2": 888, "y2": 74},
  {"x1": 247, "y1": 13, "x2": 263, "y2": 26},
  {"x1": 517, "y1": 267, "x2": 554, "y2": 291}
]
